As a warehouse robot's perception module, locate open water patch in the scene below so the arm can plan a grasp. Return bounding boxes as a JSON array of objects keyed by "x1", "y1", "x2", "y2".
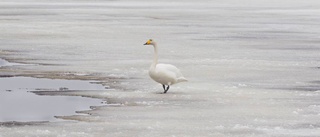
[
  {"x1": 0, "y1": 58, "x2": 23, "y2": 67},
  {"x1": 0, "y1": 76, "x2": 106, "y2": 122}
]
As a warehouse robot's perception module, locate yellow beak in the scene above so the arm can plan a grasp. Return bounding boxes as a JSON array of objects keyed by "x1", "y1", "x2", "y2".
[{"x1": 144, "y1": 40, "x2": 151, "y2": 45}]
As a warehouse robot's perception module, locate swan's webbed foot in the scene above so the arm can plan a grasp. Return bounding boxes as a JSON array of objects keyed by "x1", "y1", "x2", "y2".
[{"x1": 163, "y1": 85, "x2": 170, "y2": 94}]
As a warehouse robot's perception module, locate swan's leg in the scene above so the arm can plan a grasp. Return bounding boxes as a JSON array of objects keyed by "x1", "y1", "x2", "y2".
[
  {"x1": 162, "y1": 84, "x2": 166, "y2": 91},
  {"x1": 164, "y1": 85, "x2": 170, "y2": 93}
]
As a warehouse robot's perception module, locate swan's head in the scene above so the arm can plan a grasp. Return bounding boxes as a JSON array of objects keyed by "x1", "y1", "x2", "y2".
[{"x1": 143, "y1": 39, "x2": 155, "y2": 46}]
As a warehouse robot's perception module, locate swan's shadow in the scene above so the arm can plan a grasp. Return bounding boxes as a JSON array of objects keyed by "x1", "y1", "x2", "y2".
[
  {"x1": 154, "y1": 91, "x2": 187, "y2": 95},
  {"x1": 155, "y1": 92, "x2": 166, "y2": 94}
]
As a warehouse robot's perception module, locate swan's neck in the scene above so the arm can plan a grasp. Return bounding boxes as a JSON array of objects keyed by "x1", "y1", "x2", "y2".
[{"x1": 151, "y1": 43, "x2": 158, "y2": 68}]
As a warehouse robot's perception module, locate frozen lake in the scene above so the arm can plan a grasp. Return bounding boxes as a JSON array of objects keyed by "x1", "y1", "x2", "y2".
[{"x1": 0, "y1": 0, "x2": 320, "y2": 136}]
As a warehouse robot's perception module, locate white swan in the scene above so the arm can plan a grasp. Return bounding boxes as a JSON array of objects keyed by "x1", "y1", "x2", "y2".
[{"x1": 144, "y1": 39, "x2": 188, "y2": 93}]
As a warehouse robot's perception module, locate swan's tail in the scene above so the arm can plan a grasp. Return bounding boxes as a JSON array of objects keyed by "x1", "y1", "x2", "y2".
[{"x1": 177, "y1": 77, "x2": 188, "y2": 83}]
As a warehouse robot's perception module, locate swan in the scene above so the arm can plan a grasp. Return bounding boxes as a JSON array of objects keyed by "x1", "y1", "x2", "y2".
[{"x1": 144, "y1": 39, "x2": 188, "y2": 93}]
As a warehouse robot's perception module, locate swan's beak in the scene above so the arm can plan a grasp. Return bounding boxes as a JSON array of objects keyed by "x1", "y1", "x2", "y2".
[{"x1": 144, "y1": 39, "x2": 151, "y2": 45}]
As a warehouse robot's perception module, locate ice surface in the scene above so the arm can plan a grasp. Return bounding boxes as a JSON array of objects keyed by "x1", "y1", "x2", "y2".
[{"x1": 0, "y1": 0, "x2": 320, "y2": 136}]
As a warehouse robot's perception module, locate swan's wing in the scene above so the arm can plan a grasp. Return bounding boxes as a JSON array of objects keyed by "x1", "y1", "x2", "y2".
[{"x1": 156, "y1": 63, "x2": 183, "y2": 78}]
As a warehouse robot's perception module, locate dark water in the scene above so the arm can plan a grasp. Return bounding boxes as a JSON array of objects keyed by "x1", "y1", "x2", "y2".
[{"x1": 0, "y1": 76, "x2": 105, "y2": 122}]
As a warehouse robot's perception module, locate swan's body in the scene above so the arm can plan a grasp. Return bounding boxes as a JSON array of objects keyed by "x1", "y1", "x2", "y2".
[
  {"x1": 144, "y1": 39, "x2": 187, "y2": 93},
  {"x1": 149, "y1": 63, "x2": 187, "y2": 85}
]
